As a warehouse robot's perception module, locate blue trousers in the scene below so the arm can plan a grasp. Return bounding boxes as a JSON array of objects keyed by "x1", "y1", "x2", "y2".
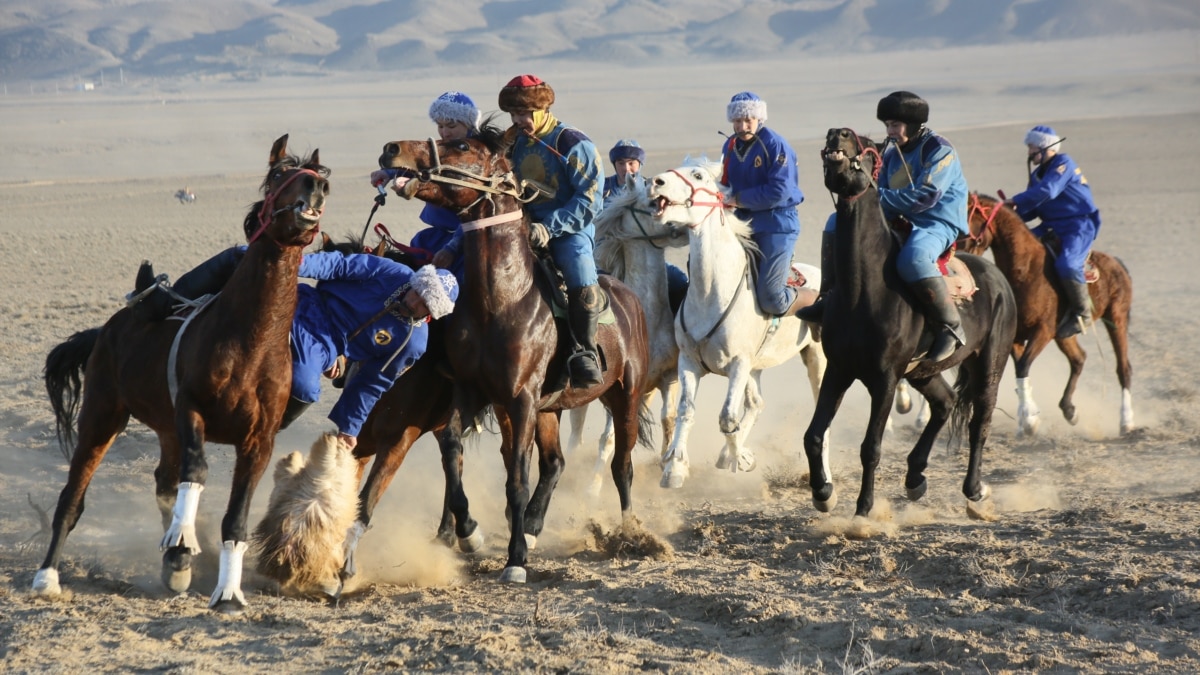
[
  {"x1": 290, "y1": 290, "x2": 340, "y2": 404},
  {"x1": 897, "y1": 223, "x2": 958, "y2": 283},
  {"x1": 751, "y1": 231, "x2": 799, "y2": 315},
  {"x1": 549, "y1": 224, "x2": 599, "y2": 289},
  {"x1": 1032, "y1": 213, "x2": 1099, "y2": 284}
]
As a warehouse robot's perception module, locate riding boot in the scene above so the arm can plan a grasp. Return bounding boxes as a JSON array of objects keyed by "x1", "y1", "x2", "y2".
[
  {"x1": 795, "y1": 230, "x2": 836, "y2": 322},
  {"x1": 1056, "y1": 279, "x2": 1093, "y2": 340},
  {"x1": 567, "y1": 284, "x2": 605, "y2": 389},
  {"x1": 279, "y1": 396, "x2": 312, "y2": 430},
  {"x1": 130, "y1": 247, "x2": 245, "y2": 321},
  {"x1": 912, "y1": 277, "x2": 967, "y2": 363}
]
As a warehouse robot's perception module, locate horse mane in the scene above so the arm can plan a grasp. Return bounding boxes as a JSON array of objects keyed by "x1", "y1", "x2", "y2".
[
  {"x1": 593, "y1": 189, "x2": 644, "y2": 280},
  {"x1": 243, "y1": 150, "x2": 331, "y2": 241},
  {"x1": 474, "y1": 114, "x2": 511, "y2": 155}
]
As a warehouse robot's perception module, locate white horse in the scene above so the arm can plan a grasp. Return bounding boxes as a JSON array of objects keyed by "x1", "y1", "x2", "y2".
[
  {"x1": 566, "y1": 184, "x2": 689, "y2": 494},
  {"x1": 648, "y1": 161, "x2": 826, "y2": 488}
]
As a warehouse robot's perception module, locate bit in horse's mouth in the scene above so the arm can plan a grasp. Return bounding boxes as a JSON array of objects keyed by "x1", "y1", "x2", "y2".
[
  {"x1": 295, "y1": 203, "x2": 321, "y2": 224},
  {"x1": 824, "y1": 150, "x2": 846, "y2": 162},
  {"x1": 652, "y1": 195, "x2": 669, "y2": 217}
]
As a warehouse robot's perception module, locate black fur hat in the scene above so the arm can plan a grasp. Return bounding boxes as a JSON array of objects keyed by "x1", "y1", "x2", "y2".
[{"x1": 876, "y1": 91, "x2": 929, "y2": 126}]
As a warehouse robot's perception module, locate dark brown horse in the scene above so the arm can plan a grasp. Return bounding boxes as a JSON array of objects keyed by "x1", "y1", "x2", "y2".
[
  {"x1": 36, "y1": 134, "x2": 328, "y2": 613},
  {"x1": 799, "y1": 129, "x2": 1017, "y2": 521},
  {"x1": 964, "y1": 193, "x2": 1134, "y2": 436},
  {"x1": 378, "y1": 131, "x2": 651, "y2": 583}
]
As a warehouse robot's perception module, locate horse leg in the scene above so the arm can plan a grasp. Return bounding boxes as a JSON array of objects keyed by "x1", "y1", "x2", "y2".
[
  {"x1": 803, "y1": 363, "x2": 853, "y2": 512},
  {"x1": 437, "y1": 395, "x2": 483, "y2": 554},
  {"x1": 603, "y1": 383, "x2": 639, "y2": 518},
  {"x1": 1012, "y1": 334, "x2": 1052, "y2": 437},
  {"x1": 33, "y1": 396, "x2": 129, "y2": 597},
  {"x1": 715, "y1": 358, "x2": 754, "y2": 472},
  {"x1": 854, "y1": 375, "x2": 901, "y2": 519},
  {"x1": 659, "y1": 376, "x2": 680, "y2": 462},
  {"x1": 523, "y1": 411, "x2": 565, "y2": 549},
  {"x1": 209, "y1": 435, "x2": 274, "y2": 614},
  {"x1": 800, "y1": 342, "x2": 831, "y2": 451},
  {"x1": 904, "y1": 374, "x2": 956, "y2": 501},
  {"x1": 566, "y1": 406, "x2": 588, "y2": 456},
  {"x1": 341, "y1": 425, "x2": 422, "y2": 580},
  {"x1": 1104, "y1": 306, "x2": 1135, "y2": 434},
  {"x1": 160, "y1": 407, "x2": 209, "y2": 598},
  {"x1": 1053, "y1": 334, "x2": 1088, "y2": 427},
  {"x1": 723, "y1": 370, "x2": 765, "y2": 474},
  {"x1": 895, "y1": 380, "x2": 912, "y2": 414},
  {"x1": 500, "y1": 391, "x2": 539, "y2": 583},
  {"x1": 962, "y1": 354, "x2": 1001, "y2": 520},
  {"x1": 586, "y1": 410, "x2": 616, "y2": 498},
  {"x1": 661, "y1": 353, "x2": 702, "y2": 488},
  {"x1": 152, "y1": 431, "x2": 192, "y2": 593}
]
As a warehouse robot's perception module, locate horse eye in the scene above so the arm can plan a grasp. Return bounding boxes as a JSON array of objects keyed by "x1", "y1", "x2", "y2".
[{"x1": 454, "y1": 141, "x2": 469, "y2": 151}]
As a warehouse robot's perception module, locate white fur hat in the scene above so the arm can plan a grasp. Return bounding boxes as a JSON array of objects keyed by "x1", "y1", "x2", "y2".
[
  {"x1": 410, "y1": 265, "x2": 458, "y2": 320},
  {"x1": 727, "y1": 91, "x2": 767, "y2": 122},
  {"x1": 1024, "y1": 125, "x2": 1062, "y2": 151},
  {"x1": 428, "y1": 91, "x2": 481, "y2": 130}
]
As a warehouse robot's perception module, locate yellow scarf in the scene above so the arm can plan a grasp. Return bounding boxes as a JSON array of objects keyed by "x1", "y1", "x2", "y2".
[{"x1": 531, "y1": 109, "x2": 558, "y2": 138}]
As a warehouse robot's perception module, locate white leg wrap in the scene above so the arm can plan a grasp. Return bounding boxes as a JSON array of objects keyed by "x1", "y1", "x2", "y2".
[
  {"x1": 208, "y1": 540, "x2": 248, "y2": 608},
  {"x1": 342, "y1": 520, "x2": 368, "y2": 578},
  {"x1": 1120, "y1": 388, "x2": 1135, "y2": 433},
  {"x1": 1015, "y1": 377, "x2": 1041, "y2": 435},
  {"x1": 160, "y1": 482, "x2": 204, "y2": 553},
  {"x1": 32, "y1": 568, "x2": 61, "y2": 596}
]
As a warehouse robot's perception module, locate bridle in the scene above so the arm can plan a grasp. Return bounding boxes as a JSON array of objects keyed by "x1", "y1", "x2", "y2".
[
  {"x1": 658, "y1": 168, "x2": 727, "y2": 228},
  {"x1": 248, "y1": 166, "x2": 324, "y2": 244},
  {"x1": 821, "y1": 129, "x2": 882, "y2": 203},
  {"x1": 965, "y1": 193, "x2": 1001, "y2": 246}
]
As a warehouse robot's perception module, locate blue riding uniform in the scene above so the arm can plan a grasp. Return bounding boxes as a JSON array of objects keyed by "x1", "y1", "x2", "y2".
[
  {"x1": 719, "y1": 125, "x2": 804, "y2": 315},
  {"x1": 1010, "y1": 152, "x2": 1100, "y2": 284},
  {"x1": 410, "y1": 202, "x2": 467, "y2": 281},
  {"x1": 878, "y1": 128, "x2": 970, "y2": 283},
  {"x1": 293, "y1": 252, "x2": 432, "y2": 437}
]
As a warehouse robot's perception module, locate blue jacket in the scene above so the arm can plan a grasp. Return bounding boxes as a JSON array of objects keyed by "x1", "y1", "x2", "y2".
[
  {"x1": 297, "y1": 252, "x2": 429, "y2": 437},
  {"x1": 411, "y1": 203, "x2": 465, "y2": 278},
  {"x1": 510, "y1": 124, "x2": 604, "y2": 236},
  {"x1": 719, "y1": 126, "x2": 804, "y2": 234},
  {"x1": 878, "y1": 128, "x2": 969, "y2": 236},
  {"x1": 1011, "y1": 152, "x2": 1100, "y2": 228}
]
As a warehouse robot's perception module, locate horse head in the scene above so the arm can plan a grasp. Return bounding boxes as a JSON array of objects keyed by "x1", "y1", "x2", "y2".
[
  {"x1": 243, "y1": 134, "x2": 329, "y2": 247},
  {"x1": 648, "y1": 161, "x2": 727, "y2": 229},
  {"x1": 595, "y1": 183, "x2": 689, "y2": 249},
  {"x1": 962, "y1": 193, "x2": 1004, "y2": 255},
  {"x1": 822, "y1": 128, "x2": 882, "y2": 200}
]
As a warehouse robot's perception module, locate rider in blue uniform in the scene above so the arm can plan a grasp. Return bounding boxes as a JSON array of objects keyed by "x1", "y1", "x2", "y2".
[
  {"x1": 875, "y1": 91, "x2": 971, "y2": 363},
  {"x1": 602, "y1": 139, "x2": 645, "y2": 200},
  {"x1": 498, "y1": 74, "x2": 606, "y2": 388},
  {"x1": 718, "y1": 91, "x2": 814, "y2": 317},
  {"x1": 1006, "y1": 125, "x2": 1101, "y2": 339}
]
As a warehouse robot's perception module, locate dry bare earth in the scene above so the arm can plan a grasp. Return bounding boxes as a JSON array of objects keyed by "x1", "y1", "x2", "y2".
[{"x1": 0, "y1": 85, "x2": 1198, "y2": 671}]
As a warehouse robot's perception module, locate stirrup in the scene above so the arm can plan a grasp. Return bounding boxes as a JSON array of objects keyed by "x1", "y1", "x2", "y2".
[
  {"x1": 1056, "y1": 314, "x2": 1088, "y2": 340},
  {"x1": 567, "y1": 350, "x2": 603, "y2": 388},
  {"x1": 126, "y1": 274, "x2": 170, "y2": 307}
]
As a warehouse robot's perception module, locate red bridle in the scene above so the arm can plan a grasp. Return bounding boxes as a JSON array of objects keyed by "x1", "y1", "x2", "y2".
[
  {"x1": 248, "y1": 167, "x2": 324, "y2": 244},
  {"x1": 821, "y1": 129, "x2": 882, "y2": 202},
  {"x1": 664, "y1": 168, "x2": 726, "y2": 227},
  {"x1": 966, "y1": 193, "x2": 1001, "y2": 245}
]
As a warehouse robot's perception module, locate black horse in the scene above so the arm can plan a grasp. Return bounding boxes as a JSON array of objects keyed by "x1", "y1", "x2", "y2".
[{"x1": 802, "y1": 128, "x2": 1017, "y2": 521}]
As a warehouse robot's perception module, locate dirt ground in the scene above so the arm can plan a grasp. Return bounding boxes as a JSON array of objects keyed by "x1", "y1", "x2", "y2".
[{"x1": 0, "y1": 69, "x2": 1198, "y2": 673}]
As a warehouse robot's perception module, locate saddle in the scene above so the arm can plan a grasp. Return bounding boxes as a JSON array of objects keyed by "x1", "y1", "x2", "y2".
[
  {"x1": 747, "y1": 262, "x2": 816, "y2": 316},
  {"x1": 1039, "y1": 231, "x2": 1100, "y2": 283},
  {"x1": 889, "y1": 217, "x2": 978, "y2": 302}
]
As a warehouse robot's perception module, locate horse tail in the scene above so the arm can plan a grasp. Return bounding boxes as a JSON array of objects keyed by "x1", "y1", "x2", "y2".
[
  {"x1": 44, "y1": 328, "x2": 100, "y2": 460},
  {"x1": 636, "y1": 403, "x2": 655, "y2": 449},
  {"x1": 946, "y1": 368, "x2": 973, "y2": 454}
]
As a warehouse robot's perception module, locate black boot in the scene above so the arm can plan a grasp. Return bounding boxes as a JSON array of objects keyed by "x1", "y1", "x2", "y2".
[
  {"x1": 912, "y1": 277, "x2": 966, "y2": 363},
  {"x1": 795, "y1": 230, "x2": 836, "y2": 322},
  {"x1": 567, "y1": 284, "x2": 605, "y2": 389},
  {"x1": 132, "y1": 247, "x2": 247, "y2": 321},
  {"x1": 280, "y1": 396, "x2": 312, "y2": 430},
  {"x1": 128, "y1": 261, "x2": 174, "y2": 321},
  {"x1": 1056, "y1": 279, "x2": 1092, "y2": 340}
]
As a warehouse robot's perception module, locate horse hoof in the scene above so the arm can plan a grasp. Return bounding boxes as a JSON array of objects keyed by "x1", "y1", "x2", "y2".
[
  {"x1": 210, "y1": 598, "x2": 247, "y2": 615},
  {"x1": 458, "y1": 527, "x2": 484, "y2": 554},
  {"x1": 1065, "y1": 410, "x2": 1079, "y2": 426},
  {"x1": 586, "y1": 477, "x2": 604, "y2": 500},
  {"x1": 524, "y1": 533, "x2": 538, "y2": 551},
  {"x1": 32, "y1": 568, "x2": 62, "y2": 596},
  {"x1": 906, "y1": 478, "x2": 928, "y2": 502},
  {"x1": 966, "y1": 485, "x2": 996, "y2": 521},
  {"x1": 736, "y1": 452, "x2": 757, "y2": 473},
  {"x1": 499, "y1": 566, "x2": 527, "y2": 584},
  {"x1": 660, "y1": 471, "x2": 685, "y2": 489},
  {"x1": 812, "y1": 486, "x2": 837, "y2": 513},
  {"x1": 714, "y1": 450, "x2": 732, "y2": 471},
  {"x1": 895, "y1": 395, "x2": 912, "y2": 415}
]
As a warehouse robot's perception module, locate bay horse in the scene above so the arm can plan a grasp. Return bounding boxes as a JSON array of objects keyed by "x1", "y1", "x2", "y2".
[
  {"x1": 378, "y1": 131, "x2": 652, "y2": 583},
  {"x1": 647, "y1": 160, "x2": 826, "y2": 489},
  {"x1": 568, "y1": 185, "x2": 689, "y2": 495},
  {"x1": 964, "y1": 193, "x2": 1134, "y2": 436},
  {"x1": 799, "y1": 128, "x2": 1017, "y2": 521},
  {"x1": 36, "y1": 134, "x2": 328, "y2": 613}
]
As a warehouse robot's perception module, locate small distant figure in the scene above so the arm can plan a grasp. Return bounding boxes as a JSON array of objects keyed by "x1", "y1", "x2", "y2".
[{"x1": 175, "y1": 187, "x2": 196, "y2": 204}]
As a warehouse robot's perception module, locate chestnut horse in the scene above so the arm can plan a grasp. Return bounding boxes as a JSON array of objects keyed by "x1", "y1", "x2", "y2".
[
  {"x1": 36, "y1": 135, "x2": 328, "y2": 613},
  {"x1": 964, "y1": 193, "x2": 1134, "y2": 436},
  {"x1": 379, "y1": 131, "x2": 651, "y2": 583},
  {"x1": 801, "y1": 129, "x2": 1017, "y2": 521}
]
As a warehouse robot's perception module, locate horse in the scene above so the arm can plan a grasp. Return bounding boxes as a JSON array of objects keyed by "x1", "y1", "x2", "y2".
[
  {"x1": 797, "y1": 128, "x2": 1017, "y2": 521},
  {"x1": 964, "y1": 193, "x2": 1134, "y2": 436},
  {"x1": 567, "y1": 185, "x2": 689, "y2": 495},
  {"x1": 647, "y1": 160, "x2": 826, "y2": 489},
  {"x1": 36, "y1": 134, "x2": 328, "y2": 613},
  {"x1": 175, "y1": 187, "x2": 196, "y2": 204},
  {"x1": 379, "y1": 130, "x2": 652, "y2": 583}
]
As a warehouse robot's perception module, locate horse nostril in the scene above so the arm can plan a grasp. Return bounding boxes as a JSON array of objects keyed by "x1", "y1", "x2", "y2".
[{"x1": 653, "y1": 178, "x2": 664, "y2": 186}]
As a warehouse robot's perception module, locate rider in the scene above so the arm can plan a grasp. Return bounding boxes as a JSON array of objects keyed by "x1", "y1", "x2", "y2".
[
  {"x1": 498, "y1": 74, "x2": 606, "y2": 388},
  {"x1": 875, "y1": 90, "x2": 970, "y2": 363},
  {"x1": 718, "y1": 91, "x2": 815, "y2": 317},
  {"x1": 371, "y1": 90, "x2": 481, "y2": 282},
  {"x1": 1005, "y1": 125, "x2": 1100, "y2": 339},
  {"x1": 130, "y1": 249, "x2": 458, "y2": 447},
  {"x1": 603, "y1": 139, "x2": 645, "y2": 200}
]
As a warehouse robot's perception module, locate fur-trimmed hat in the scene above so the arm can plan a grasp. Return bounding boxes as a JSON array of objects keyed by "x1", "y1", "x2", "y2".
[
  {"x1": 498, "y1": 74, "x2": 555, "y2": 112},
  {"x1": 609, "y1": 139, "x2": 645, "y2": 165},
  {"x1": 1024, "y1": 125, "x2": 1062, "y2": 150},
  {"x1": 410, "y1": 265, "x2": 459, "y2": 320},
  {"x1": 876, "y1": 91, "x2": 929, "y2": 126},
  {"x1": 727, "y1": 91, "x2": 767, "y2": 122},
  {"x1": 429, "y1": 91, "x2": 481, "y2": 130}
]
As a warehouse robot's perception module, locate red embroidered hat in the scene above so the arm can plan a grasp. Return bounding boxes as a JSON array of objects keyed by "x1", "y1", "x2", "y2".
[{"x1": 498, "y1": 74, "x2": 555, "y2": 112}]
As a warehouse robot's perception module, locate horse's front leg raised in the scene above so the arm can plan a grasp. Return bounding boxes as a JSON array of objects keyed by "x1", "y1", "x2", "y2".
[
  {"x1": 523, "y1": 411, "x2": 565, "y2": 550},
  {"x1": 500, "y1": 390, "x2": 539, "y2": 583},
  {"x1": 1054, "y1": 334, "x2": 1088, "y2": 427},
  {"x1": 803, "y1": 364, "x2": 852, "y2": 512},
  {"x1": 800, "y1": 342, "x2": 830, "y2": 451},
  {"x1": 661, "y1": 353, "x2": 702, "y2": 488},
  {"x1": 209, "y1": 435, "x2": 274, "y2": 614},
  {"x1": 717, "y1": 367, "x2": 763, "y2": 474}
]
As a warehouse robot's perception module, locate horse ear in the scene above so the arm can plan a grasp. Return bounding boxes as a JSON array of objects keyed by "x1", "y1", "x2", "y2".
[
  {"x1": 320, "y1": 232, "x2": 332, "y2": 251},
  {"x1": 372, "y1": 241, "x2": 387, "y2": 257},
  {"x1": 269, "y1": 134, "x2": 290, "y2": 166},
  {"x1": 310, "y1": 148, "x2": 321, "y2": 168}
]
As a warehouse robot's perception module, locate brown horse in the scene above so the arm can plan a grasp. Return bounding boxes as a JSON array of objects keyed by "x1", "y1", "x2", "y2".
[
  {"x1": 964, "y1": 193, "x2": 1134, "y2": 435},
  {"x1": 36, "y1": 134, "x2": 328, "y2": 614},
  {"x1": 379, "y1": 130, "x2": 652, "y2": 583}
]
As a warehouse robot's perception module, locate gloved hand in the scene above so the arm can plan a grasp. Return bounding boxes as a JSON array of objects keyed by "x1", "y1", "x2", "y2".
[
  {"x1": 369, "y1": 169, "x2": 395, "y2": 187},
  {"x1": 529, "y1": 222, "x2": 551, "y2": 249}
]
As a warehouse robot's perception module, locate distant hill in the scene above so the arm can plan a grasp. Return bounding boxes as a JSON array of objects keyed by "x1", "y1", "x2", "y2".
[{"x1": 2, "y1": 0, "x2": 1198, "y2": 82}]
